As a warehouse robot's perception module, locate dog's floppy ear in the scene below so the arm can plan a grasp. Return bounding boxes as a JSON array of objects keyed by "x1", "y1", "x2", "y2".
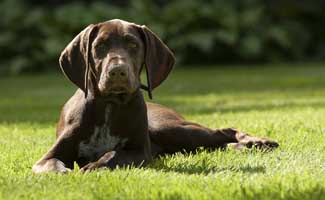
[
  {"x1": 59, "y1": 24, "x2": 98, "y2": 98},
  {"x1": 140, "y1": 25, "x2": 175, "y2": 99}
]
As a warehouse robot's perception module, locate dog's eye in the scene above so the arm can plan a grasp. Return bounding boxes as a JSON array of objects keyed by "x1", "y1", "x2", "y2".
[{"x1": 128, "y1": 42, "x2": 137, "y2": 49}]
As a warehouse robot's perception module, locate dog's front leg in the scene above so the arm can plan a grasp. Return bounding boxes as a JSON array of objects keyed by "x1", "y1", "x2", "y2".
[{"x1": 32, "y1": 134, "x2": 79, "y2": 174}]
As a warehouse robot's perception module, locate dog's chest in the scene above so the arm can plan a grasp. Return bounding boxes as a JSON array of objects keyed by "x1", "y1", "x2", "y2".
[{"x1": 78, "y1": 106, "x2": 127, "y2": 161}]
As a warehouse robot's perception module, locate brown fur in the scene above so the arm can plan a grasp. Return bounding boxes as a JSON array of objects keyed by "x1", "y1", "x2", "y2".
[{"x1": 32, "y1": 19, "x2": 278, "y2": 174}]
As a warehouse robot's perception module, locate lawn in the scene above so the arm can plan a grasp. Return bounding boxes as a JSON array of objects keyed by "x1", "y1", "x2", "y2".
[{"x1": 1, "y1": 63, "x2": 325, "y2": 199}]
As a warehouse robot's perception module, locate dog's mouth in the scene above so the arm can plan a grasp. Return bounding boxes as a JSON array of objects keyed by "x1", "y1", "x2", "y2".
[
  {"x1": 109, "y1": 87, "x2": 128, "y2": 94},
  {"x1": 101, "y1": 87, "x2": 131, "y2": 103}
]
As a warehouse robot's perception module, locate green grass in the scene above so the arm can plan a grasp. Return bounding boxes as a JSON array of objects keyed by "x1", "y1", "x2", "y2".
[{"x1": 1, "y1": 63, "x2": 325, "y2": 199}]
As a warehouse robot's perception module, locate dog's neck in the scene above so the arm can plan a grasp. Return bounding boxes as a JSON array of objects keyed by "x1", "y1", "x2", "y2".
[
  {"x1": 83, "y1": 89, "x2": 145, "y2": 122},
  {"x1": 83, "y1": 89, "x2": 148, "y2": 141}
]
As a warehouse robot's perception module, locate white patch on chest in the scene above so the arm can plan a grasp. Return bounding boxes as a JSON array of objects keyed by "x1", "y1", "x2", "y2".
[{"x1": 78, "y1": 105, "x2": 128, "y2": 161}]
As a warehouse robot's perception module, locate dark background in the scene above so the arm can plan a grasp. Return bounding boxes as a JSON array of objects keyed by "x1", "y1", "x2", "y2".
[{"x1": 0, "y1": 0, "x2": 324, "y2": 75}]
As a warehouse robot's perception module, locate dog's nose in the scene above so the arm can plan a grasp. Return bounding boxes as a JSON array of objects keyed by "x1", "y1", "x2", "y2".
[{"x1": 108, "y1": 65, "x2": 128, "y2": 80}]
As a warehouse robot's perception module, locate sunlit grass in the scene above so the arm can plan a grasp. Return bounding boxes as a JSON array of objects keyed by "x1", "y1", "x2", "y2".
[{"x1": 1, "y1": 63, "x2": 325, "y2": 199}]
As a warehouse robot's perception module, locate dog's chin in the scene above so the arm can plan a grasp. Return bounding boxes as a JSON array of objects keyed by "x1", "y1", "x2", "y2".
[{"x1": 99, "y1": 90, "x2": 134, "y2": 104}]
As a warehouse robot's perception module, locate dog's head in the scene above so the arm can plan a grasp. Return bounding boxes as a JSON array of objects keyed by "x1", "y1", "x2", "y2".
[{"x1": 59, "y1": 19, "x2": 175, "y2": 103}]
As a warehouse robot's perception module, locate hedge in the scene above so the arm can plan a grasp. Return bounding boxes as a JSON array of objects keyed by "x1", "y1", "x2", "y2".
[{"x1": 0, "y1": 0, "x2": 324, "y2": 75}]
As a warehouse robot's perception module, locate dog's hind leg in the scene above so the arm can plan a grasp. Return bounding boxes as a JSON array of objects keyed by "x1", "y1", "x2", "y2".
[
  {"x1": 147, "y1": 103, "x2": 278, "y2": 155},
  {"x1": 149, "y1": 121, "x2": 278, "y2": 155}
]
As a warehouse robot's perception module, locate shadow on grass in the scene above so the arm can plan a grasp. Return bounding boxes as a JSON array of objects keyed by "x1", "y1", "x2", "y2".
[
  {"x1": 155, "y1": 98, "x2": 325, "y2": 116},
  {"x1": 2, "y1": 69, "x2": 325, "y2": 124},
  {"x1": 1, "y1": 96, "x2": 325, "y2": 124},
  {"x1": 0, "y1": 66, "x2": 325, "y2": 124},
  {"x1": 148, "y1": 162, "x2": 265, "y2": 175},
  {"x1": 147, "y1": 149, "x2": 267, "y2": 175},
  {"x1": 2, "y1": 65, "x2": 325, "y2": 124},
  {"x1": 0, "y1": 104, "x2": 61, "y2": 125}
]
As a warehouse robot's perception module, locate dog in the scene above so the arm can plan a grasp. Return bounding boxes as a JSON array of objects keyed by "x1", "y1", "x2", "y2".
[{"x1": 32, "y1": 19, "x2": 278, "y2": 173}]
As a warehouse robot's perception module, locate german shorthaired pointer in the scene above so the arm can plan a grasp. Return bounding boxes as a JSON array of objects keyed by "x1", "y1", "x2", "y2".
[{"x1": 32, "y1": 19, "x2": 278, "y2": 173}]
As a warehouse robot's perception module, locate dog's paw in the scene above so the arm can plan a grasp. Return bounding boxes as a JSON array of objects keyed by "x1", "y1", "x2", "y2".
[
  {"x1": 32, "y1": 158, "x2": 71, "y2": 174},
  {"x1": 80, "y1": 151, "x2": 117, "y2": 173},
  {"x1": 80, "y1": 161, "x2": 104, "y2": 173},
  {"x1": 226, "y1": 137, "x2": 279, "y2": 151},
  {"x1": 239, "y1": 136, "x2": 279, "y2": 150}
]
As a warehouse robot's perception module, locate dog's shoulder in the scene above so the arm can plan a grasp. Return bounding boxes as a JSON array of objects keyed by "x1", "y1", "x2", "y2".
[{"x1": 56, "y1": 89, "x2": 91, "y2": 137}]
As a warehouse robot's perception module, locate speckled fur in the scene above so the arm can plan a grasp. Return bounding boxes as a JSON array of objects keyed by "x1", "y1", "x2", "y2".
[{"x1": 78, "y1": 105, "x2": 127, "y2": 161}]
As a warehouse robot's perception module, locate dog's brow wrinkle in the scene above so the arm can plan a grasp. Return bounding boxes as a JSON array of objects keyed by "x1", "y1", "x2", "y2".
[{"x1": 123, "y1": 34, "x2": 137, "y2": 40}]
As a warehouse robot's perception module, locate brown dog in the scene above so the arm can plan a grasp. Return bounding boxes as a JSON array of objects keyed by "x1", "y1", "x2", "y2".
[{"x1": 32, "y1": 19, "x2": 278, "y2": 173}]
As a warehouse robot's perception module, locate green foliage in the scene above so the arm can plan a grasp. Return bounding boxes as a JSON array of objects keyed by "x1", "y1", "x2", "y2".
[
  {"x1": 0, "y1": 0, "x2": 325, "y2": 75},
  {"x1": 1, "y1": 64, "x2": 325, "y2": 199}
]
